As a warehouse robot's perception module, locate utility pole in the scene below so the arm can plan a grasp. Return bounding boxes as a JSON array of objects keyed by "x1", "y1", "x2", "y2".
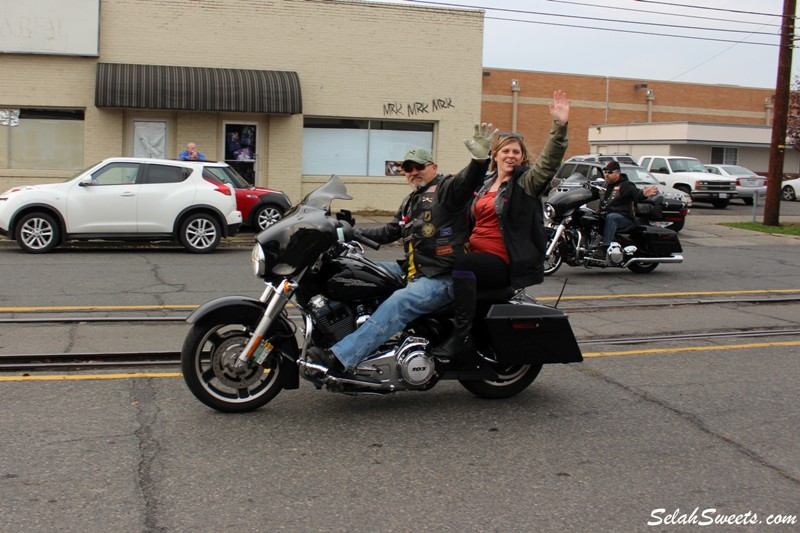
[{"x1": 764, "y1": 0, "x2": 796, "y2": 226}]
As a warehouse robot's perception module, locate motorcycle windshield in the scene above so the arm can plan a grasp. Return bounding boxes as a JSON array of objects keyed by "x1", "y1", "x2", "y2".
[
  {"x1": 297, "y1": 174, "x2": 353, "y2": 211},
  {"x1": 255, "y1": 176, "x2": 350, "y2": 277},
  {"x1": 546, "y1": 186, "x2": 595, "y2": 214}
]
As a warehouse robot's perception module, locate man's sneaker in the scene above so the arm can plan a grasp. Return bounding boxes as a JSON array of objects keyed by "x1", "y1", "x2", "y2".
[{"x1": 306, "y1": 347, "x2": 343, "y2": 372}]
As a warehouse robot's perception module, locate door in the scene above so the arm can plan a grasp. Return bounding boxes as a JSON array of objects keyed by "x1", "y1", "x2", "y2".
[
  {"x1": 224, "y1": 123, "x2": 257, "y2": 185},
  {"x1": 66, "y1": 161, "x2": 142, "y2": 233}
]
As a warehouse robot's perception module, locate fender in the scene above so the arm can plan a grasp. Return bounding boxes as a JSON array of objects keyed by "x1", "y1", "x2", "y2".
[
  {"x1": 186, "y1": 295, "x2": 301, "y2": 390},
  {"x1": 186, "y1": 295, "x2": 266, "y2": 324}
]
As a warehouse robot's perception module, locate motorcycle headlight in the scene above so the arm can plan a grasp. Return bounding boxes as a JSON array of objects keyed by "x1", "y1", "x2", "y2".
[
  {"x1": 544, "y1": 203, "x2": 556, "y2": 220},
  {"x1": 251, "y1": 243, "x2": 266, "y2": 277}
]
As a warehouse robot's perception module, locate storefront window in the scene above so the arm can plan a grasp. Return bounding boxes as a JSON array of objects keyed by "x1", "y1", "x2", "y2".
[
  {"x1": 2, "y1": 109, "x2": 84, "y2": 170},
  {"x1": 224, "y1": 123, "x2": 257, "y2": 185},
  {"x1": 302, "y1": 118, "x2": 433, "y2": 176}
]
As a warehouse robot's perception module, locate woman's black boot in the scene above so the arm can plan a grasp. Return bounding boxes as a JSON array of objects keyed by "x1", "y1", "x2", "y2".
[{"x1": 431, "y1": 273, "x2": 477, "y2": 361}]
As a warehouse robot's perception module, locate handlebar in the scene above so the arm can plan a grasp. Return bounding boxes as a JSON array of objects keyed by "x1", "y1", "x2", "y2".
[
  {"x1": 354, "y1": 229, "x2": 380, "y2": 250},
  {"x1": 336, "y1": 220, "x2": 380, "y2": 250}
]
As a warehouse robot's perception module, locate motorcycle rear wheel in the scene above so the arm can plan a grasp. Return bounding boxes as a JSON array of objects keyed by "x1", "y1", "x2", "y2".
[
  {"x1": 459, "y1": 363, "x2": 543, "y2": 399},
  {"x1": 181, "y1": 318, "x2": 285, "y2": 413},
  {"x1": 627, "y1": 261, "x2": 659, "y2": 274}
]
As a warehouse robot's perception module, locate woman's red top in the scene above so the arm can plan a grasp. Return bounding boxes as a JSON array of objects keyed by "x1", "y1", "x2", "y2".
[{"x1": 468, "y1": 191, "x2": 509, "y2": 263}]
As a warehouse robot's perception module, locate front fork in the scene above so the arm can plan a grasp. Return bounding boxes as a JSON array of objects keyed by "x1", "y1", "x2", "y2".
[
  {"x1": 545, "y1": 219, "x2": 570, "y2": 257},
  {"x1": 235, "y1": 279, "x2": 298, "y2": 369}
]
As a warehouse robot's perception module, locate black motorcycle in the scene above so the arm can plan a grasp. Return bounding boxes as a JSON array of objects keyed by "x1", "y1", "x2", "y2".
[
  {"x1": 543, "y1": 181, "x2": 684, "y2": 275},
  {"x1": 181, "y1": 175, "x2": 583, "y2": 412}
]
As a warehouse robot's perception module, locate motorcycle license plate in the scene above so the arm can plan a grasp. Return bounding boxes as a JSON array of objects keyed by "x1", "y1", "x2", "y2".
[{"x1": 718, "y1": 193, "x2": 727, "y2": 198}]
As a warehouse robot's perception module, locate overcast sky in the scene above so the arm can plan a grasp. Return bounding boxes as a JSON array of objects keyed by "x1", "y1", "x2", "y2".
[{"x1": 383, "y1": 0, "x2": 797, "y2": 89}]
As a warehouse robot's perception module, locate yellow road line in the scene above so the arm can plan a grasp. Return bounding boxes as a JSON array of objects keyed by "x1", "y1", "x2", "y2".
[
  {"x1": 0, "y1": 372, "x2": 182, "y2": 381},
  {"x1": 1, "y1": 341, "x2": 798, "y2": 382},
  {"x1": 584, "y1": 340, "x2": 800, "y2": 358},
  {"x1": 2, "y1": 289, "x2": 799, "y2": 312},
  {"x1": 538, "y1": 288, "x2": 800, "y2": 301},
  {"x1": 0, "y1": 305, "x2": 198, "y2": 312}
]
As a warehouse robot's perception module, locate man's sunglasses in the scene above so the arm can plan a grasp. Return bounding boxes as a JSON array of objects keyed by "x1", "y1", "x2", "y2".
[
  {"x1": 402, "y1": 161, "x2": 431, "y2": 173},
  {"x1": 603, "y1": 169, "x2": 619, "y2": 174}
]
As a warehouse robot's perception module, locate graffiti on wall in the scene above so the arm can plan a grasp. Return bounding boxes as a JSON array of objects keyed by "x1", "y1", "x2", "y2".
[{"x1": 383, "y1": 98, "x2": 455, "y2": 116}]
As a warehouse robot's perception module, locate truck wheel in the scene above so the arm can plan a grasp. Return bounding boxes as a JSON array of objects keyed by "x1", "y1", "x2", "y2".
[{"x1": 711, "y1": 199, "x2": 729, "y2": 209}]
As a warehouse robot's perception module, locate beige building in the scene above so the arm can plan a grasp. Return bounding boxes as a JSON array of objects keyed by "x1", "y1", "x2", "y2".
[{"x1": 0, "y1": 0, "x2": 485, "y2": 211}]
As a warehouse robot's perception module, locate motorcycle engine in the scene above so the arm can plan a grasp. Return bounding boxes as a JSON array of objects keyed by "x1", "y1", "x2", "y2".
[
  {"x1": 309, "y1": 295, "x2": 358, "y2": 343},
  {"x1": 396, "y1": 337, "x2": 436, "y2": 388},
  {"x1": 607, "y1": 242, "x2": 624, "y2": 265}
]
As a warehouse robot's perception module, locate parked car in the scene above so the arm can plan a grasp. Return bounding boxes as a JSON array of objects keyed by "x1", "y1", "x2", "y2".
[
  {"x1": 548, "y1": 162, "x2": 691, "y2": 231},
  {"x1": 565, "y1": 152, "x2": 638, "y2": 165},
  {"x1": 638, "y1": 156, "x2": 736, "y2": 208},
  {"x1": 0, "y1": 158, "x2": 242, "y2": 254},
  {"x1": 703, "y1": 164, "x2": 767, "y2": 205},
  {"x1": 201, "y1": 165, "x2": 291, "y2": 231},
  {"x1": 782, "y1": 177, "x2": 800, "y2": 201}
]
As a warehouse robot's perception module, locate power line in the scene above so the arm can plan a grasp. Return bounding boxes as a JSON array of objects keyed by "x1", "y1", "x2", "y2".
[
  {"x1": 484, "y1": 14, "x2": 787, "y2": 47},
  {"x1": 547, "y1": 0, "x2": 783, "y2": 27},
  {"x1": 670, "y1": 19, "x2": 782, "y2": 80},
  {"x1": 403, "y1": 1, "x2": 783, "y2": 40},
  {"x1": 633, "y1": 0, "x2": 784, "y2": 18}
]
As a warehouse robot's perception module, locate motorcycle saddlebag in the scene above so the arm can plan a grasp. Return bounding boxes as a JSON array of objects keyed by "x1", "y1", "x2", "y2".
[
  {"x1": 641, "y1": 225, "x2": 682, "y2": 255},
  {"x1": 483, "y1": 303, "x2": 583, "y2": 364}
]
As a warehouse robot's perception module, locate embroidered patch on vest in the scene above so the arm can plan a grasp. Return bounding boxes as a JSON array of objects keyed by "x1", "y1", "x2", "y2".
[{"x1": 435, "y1": 245, "x2": 454, "y2": 256}]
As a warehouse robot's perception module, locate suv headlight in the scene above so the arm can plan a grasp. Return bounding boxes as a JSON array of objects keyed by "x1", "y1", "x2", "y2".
[{"x1": 251, "y1": 244, "x2": 266, "y2": 277}]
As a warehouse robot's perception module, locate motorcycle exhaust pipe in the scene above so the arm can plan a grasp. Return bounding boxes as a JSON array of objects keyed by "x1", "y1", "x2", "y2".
[{"x1": 622, "y1": 255, "x2": 684, "y2": 267}]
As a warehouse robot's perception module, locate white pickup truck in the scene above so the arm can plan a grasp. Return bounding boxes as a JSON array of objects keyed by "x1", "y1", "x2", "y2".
[{"x1": 638, "y1": 156, "x2": 737, "y2": 209}]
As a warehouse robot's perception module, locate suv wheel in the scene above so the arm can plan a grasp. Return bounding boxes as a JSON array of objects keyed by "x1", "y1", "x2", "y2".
[
  {"x1": 15, "y1": 212, "x2": 61, "y2": 253},
  {"x1": 180, "y1": 213, "x2": 221, "y2": 253}
]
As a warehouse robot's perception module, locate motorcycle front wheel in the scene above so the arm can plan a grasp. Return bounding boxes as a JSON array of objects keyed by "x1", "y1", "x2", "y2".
[
  {"x1": 181, "y1": 317, "x2": 286, "y2": 413},
  {"x1": 543, "y1": 229, "x2": 564, "y2": 276},
  {"x1": 459, "y1": 363, "x2": 543, "y2": 399}
]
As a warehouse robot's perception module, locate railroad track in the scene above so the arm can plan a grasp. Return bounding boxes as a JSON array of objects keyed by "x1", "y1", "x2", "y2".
[
  {"x1": 1, "y1": 327, "x2": 798, "y2": 372},
  {"x1": 2, "y1": 295, "x2": 799, "y2": 371}
]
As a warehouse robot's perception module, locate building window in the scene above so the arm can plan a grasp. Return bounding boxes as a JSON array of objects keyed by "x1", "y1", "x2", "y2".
[
  {"x1": 711, "y1": 147, "x2": 738, "y2": 165},
  {"x1": 0, "y1": 109, "x2": 85, "y2": 170},
  {"x1": 302, "y1": 118, "x2": 434, "y2": 176}
]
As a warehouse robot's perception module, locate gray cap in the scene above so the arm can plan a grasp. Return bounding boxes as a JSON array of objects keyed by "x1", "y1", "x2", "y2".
[{"x1": 403, "y1": 147, "x2": 435, "y2": 165}]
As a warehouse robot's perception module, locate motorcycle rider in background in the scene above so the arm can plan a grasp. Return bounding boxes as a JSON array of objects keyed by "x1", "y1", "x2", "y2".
[
  {"x1": 307, "y1": 124, "x2": 499, "y2": 372},
  {"x1": 593, "y1": 161, "x2": 659, "y2": 260}
]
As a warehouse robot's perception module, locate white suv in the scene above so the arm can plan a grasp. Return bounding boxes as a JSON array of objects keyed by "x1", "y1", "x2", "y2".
[{"x1": 0, "y1": 158, "x2": 242, "y2": 253}]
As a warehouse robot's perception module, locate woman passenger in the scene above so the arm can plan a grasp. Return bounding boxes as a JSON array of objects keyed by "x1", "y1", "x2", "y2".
[{"x1": 431, "y1": 90, "x2": 570, "y2": 360}]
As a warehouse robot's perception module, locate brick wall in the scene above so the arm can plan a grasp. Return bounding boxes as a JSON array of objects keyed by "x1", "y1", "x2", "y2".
[{"x1": 481, "y1": 69, "x2": 774, "y2": 158}]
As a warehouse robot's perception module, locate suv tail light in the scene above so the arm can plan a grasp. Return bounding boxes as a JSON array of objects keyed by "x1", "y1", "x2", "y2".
[
  {"x1": 203, "y1": 177, "x2": 232, "y2": 196},
  {"x1": 735, "y1": 179, "x2": 742, "y2": 186}
]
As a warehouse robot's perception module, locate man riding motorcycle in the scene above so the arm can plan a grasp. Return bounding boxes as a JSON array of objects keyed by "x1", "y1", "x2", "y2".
[
  {"x1": 307, "y1": 124, "x2": 499, "y2": 372},
  {"x1": 594, "y1": 161, "x2": 659, "y2": 260}
]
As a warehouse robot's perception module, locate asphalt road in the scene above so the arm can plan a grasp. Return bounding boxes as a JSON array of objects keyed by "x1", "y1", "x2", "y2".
[{"x1": 0, "y1": 201, "x2": 799, "y2": 532}]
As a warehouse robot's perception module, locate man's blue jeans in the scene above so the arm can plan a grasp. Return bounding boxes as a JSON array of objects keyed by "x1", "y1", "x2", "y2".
[
  {"x1": 331, "y1": 262, "x2": 454, "y2": 370},
  {"x1": 603, "y1": 212, "x2": 634, "y2": 245}
]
